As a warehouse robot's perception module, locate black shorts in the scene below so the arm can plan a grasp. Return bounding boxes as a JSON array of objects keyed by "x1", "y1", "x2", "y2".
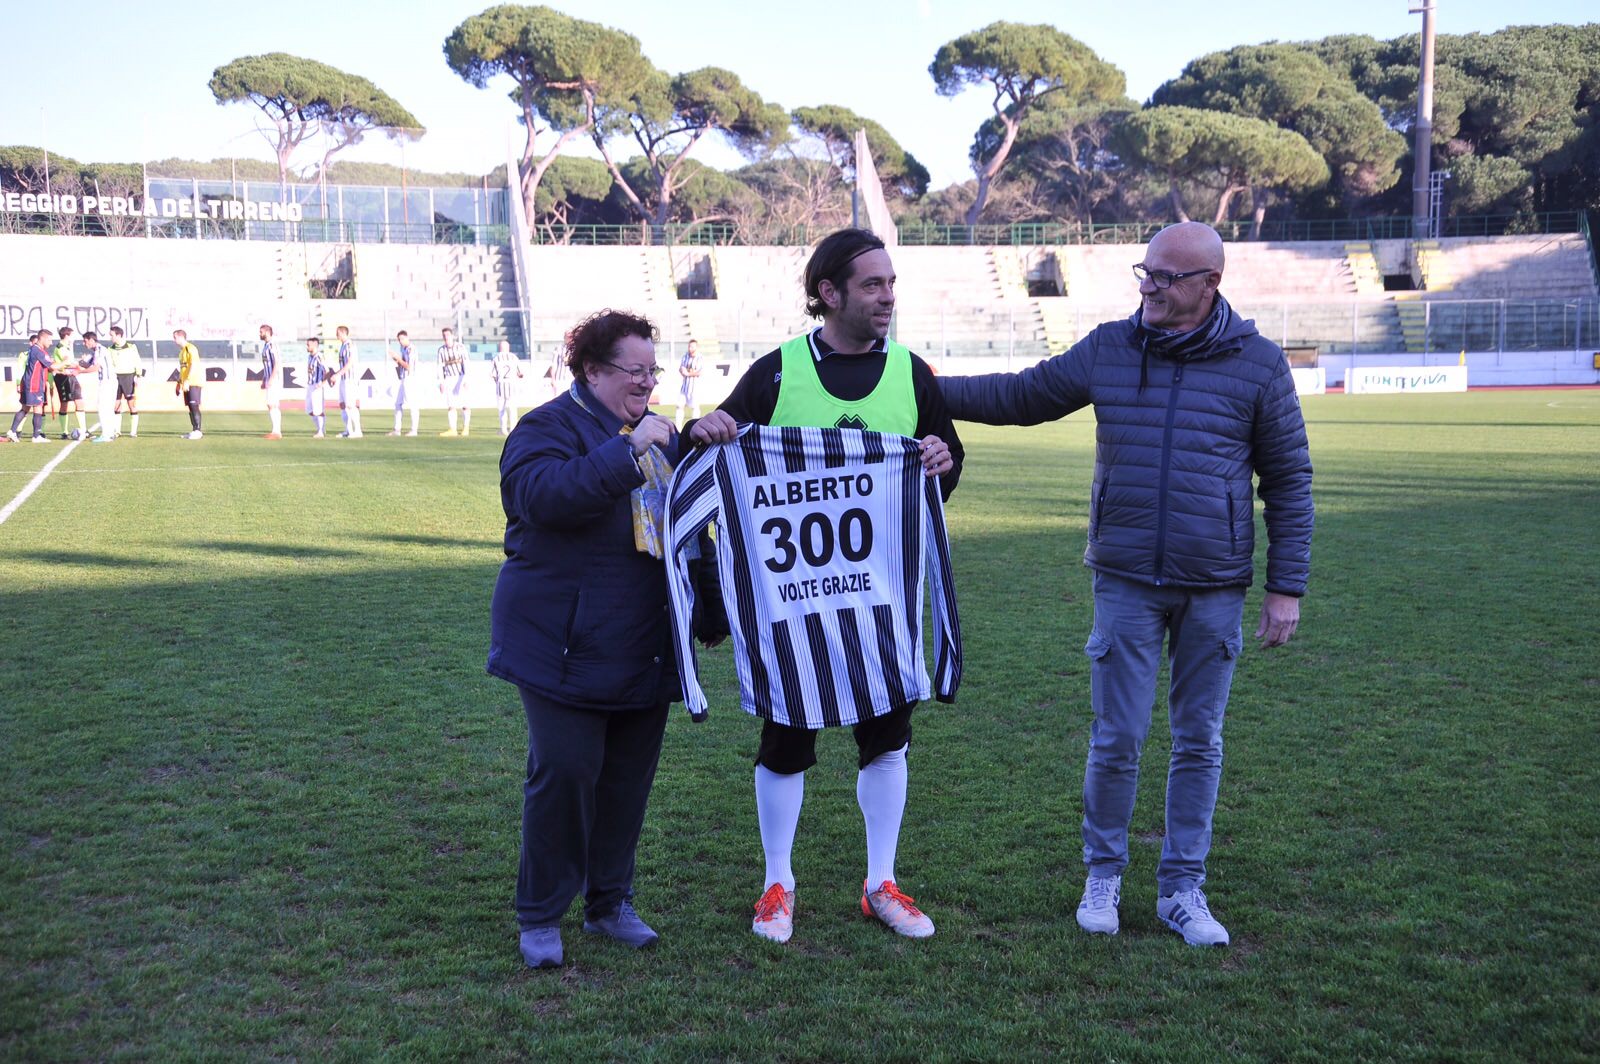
[
  {"x1": 185, "y1": 386, "x2": 202, "y2": 407},
  {"x1": 116, "y1": 374, "x2": 137, "y2": 400},
  {"x1": 54, "y1": 373, "x2": 82, "y2": 404},
  {"x1": 755, "y1": 702, "x2": 915, "y2": 775}
]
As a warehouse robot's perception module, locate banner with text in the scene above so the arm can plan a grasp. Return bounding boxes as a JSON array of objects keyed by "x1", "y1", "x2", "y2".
[{"x1": 1346, "y1": 366, "x2": 1468, "y2": 394}]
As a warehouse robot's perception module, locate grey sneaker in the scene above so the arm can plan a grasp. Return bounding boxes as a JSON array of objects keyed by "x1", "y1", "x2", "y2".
[
  {"x1": 1076, "y1": 874, "x2": 1122, "y2": 935},
  {"x1": 519, "y1": 926, "x2": 563, "y2": 968},
  {"x1": 1157, "y1": 888, "x2": 1230, "y2": 946},
  {"x1": 582, "y1": 900, "x2": 659, "y2": 949}
]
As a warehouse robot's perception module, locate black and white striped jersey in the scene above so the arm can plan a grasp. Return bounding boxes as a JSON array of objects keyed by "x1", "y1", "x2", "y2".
[
  {"x1": 437, "y1": 343, "x2": 468, "y2": 378},
  {"x1": 665, "y1": 424, "x2": 961, "y2": 726}
]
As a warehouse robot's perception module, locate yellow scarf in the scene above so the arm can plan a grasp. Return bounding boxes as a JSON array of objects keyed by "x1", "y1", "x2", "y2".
[
  {"x1": 569, "y1": 381, "x2": 679, "y2": 558},
  {"x1": 621, "y1": 423, "x2": 674, "y2": 558}
]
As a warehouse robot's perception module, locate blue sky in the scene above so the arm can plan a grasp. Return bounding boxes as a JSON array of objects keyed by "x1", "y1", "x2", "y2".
[{"x1": 6, "y1": 0, "x2": 1593, "y2": 190}]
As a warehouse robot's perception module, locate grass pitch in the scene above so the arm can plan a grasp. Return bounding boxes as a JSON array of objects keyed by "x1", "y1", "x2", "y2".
[{"x1": 2, "y1": 392, "x2": 1597, "y2": 1061}]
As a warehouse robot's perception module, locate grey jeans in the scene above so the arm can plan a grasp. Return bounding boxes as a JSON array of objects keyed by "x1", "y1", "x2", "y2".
[{"x1": 1082, "y1": 570, "x2": 1245, "y2": 894}]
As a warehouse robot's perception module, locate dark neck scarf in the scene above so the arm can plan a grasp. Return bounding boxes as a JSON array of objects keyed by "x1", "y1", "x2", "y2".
[{"x1": 1133, "y1": 292, "x2": 1237, "y2": 392}]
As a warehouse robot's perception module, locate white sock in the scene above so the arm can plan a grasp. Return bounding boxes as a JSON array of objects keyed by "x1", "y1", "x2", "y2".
[
  {"x1": 270, "y1": 408, "x2": 281, "y2": 434},
  {"x1": 350, "y1": 407, "x2": 362, "y2": 435},
  {"x1": 447, "y1": 408, "x2": 458, "y2": 433},
  {"x1": 130, "y1": 413, "x2": 139, "y2": 433},
  {"x1": 462, "y1": 408, "x2": 471, "y2": 431},
  {"x1": 857, "y1": 744, "x2": 909, "y2": 889},
  {"x1": 76, "y1": 411, "x2": 86, "y2": 434},
  {"x1": 754, "y1": 765, "x2": 804, "y2": 891},
  {"x1": 409, "y1": 408, "x2": 419, "y2": 433},
  {"x1": 394, "y1": 409, "x2": 402, "y2": 433}
]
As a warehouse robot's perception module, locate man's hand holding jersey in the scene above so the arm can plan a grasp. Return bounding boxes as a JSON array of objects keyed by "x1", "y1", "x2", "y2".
[{"x1": 687, "y1": 410, "x2": 738, "y2": 446}]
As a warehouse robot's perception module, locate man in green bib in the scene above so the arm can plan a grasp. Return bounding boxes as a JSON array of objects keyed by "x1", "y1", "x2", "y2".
[{"x1": 688, "y1": 227, "x2": 963, "y2": 946}]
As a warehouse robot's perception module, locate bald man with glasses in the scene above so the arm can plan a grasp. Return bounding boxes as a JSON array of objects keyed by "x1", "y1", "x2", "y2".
[{"x1": 937, "y1": 221, "x2": 1313, "y2": 947}]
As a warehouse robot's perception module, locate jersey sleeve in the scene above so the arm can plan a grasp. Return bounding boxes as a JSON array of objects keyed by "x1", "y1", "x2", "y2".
[
  {"x1": 921, "y1": 473, "x2": 963, "y2": 703},
  {"x1": 664, "y1": 445, "x2": 725, "y2": 720}
]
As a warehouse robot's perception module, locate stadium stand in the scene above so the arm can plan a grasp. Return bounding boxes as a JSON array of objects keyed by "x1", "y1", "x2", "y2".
[
  {"x1": 4, "y1": 204, "x2": 1596, "y2": 394},
  {"x1": 1411, "y1": 234, "x2": 1595, "y2": 299}
]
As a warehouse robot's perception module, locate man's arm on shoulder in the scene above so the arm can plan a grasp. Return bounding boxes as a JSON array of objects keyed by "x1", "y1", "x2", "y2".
[{"x1": 938, "y1": 332, "x2": 1097, "y2": 426}]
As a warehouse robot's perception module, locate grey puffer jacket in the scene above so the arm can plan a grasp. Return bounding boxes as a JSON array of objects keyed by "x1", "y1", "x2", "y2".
[{"x1": 939, "y1": 304, "x2": 1313, "y2": 595}]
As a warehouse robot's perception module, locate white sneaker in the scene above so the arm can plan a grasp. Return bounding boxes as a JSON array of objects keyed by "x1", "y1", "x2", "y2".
[
  {"x1": 186, "y1": 430, "x2": 204, "y2": 440},
  {"x1": 1076, "y1": 875, "x2": 1121, "y2": 935},
  {"x1": 1157, "y1": 888, "x2": 1229, "y2": 947},
  {"x1": 5, "y1": 430, "x2": 18, "y2": 443}
]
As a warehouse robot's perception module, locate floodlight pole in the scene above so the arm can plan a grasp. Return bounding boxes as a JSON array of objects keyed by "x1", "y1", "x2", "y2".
[{"x1": 1410, "y1": 0, "x2": 1438, "y2": 240}]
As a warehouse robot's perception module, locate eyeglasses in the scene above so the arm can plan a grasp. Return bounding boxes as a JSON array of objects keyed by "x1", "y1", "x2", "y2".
[
  {"x1": 602, "y1": 360, "x2": 664, "y2": 383},
  {"x1": 1132, "y1": 264, "x2": 1212, "y2": 289}
]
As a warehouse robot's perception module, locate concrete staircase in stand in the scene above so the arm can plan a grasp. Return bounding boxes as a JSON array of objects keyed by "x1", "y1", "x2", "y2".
[
  {"x1": 1343, "y1": 242, "x2": 1385, "y2": 295},
  {"x1": 1412, "y1": 240, "x2": 1454, "y2": 293}
]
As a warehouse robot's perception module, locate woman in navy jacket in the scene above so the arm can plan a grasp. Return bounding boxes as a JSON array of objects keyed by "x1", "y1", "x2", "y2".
[{"x1": 488, "y1": 309, "x2": 708, "y2": 969}]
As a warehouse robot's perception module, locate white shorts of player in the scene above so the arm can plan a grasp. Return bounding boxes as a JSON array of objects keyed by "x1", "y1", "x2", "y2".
[
  {"x1": 307, "y1": 384, "x2": 325, "y2": 416},
  {"x1": 445, "y1": 373, "x2": 469, "y2": 405},
  {"x1": 495, "y1": 379, "x2": 516, "y2": 404},
  {"x1": 264, "y1": 379, "x2": 283, "y2": 406},
  {"x1": 339, "y1": 379, "x2": 357, "y2": 406},
  {"x1": 394, "y1": 378, "x2": 415, "y2": 409},
  {"x1": 97, "y1": 375, "x2": 118, "y2": 420}
]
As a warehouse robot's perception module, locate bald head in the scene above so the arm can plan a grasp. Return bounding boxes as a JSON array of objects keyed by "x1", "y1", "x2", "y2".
[{"x1": 1147, "y1": 222, "x2": 1225, "y2": 275}]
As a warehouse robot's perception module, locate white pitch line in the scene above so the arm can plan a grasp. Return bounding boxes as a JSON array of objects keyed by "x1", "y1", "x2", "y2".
[
  {"x1": 0, "y1": 439, "x2": 82, "y2": 526},
  {"x1": 0, "y1": 453, "x2": 483, "y2": 478}
]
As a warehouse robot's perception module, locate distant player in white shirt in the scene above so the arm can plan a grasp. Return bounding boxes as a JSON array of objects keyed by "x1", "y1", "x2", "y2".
[
  {"x1": 326, "y1": 325, "x2": 363, "y2": 438},
  {"x1": 259, "y1": 323, "x2": 283, "y2": 439},
  {"x1": 305, "y1": 336, "x2": 330, "y2": 438},
  {"x1": 676, "y1": 338, "x2": 702, "y2": 427},
  {"x1": 388, "y1": 329, "x2": 420, "y2": 436},
  {"x1": 80, "y1": 331, "x2": 118, "y2": 442},
  {"x1": 437, "y1": 327, "x2": 470, "y2": 437},
  {"x1": 491, "y1": 339, "x2": 524, "y2": 435}
]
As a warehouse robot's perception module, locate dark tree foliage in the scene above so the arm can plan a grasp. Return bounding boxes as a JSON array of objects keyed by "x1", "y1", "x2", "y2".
[
  {"x1": 209, "y1": 53, "x2": 421, "y2": 186},
  {"x1": 791, "y1": 105, "x2": 931, "y2": 201},
  {"x1": 1316, "y1": 24, "x2": 1600, "y2": 216},
  {"x1": 1151, "y1": 43, "x2": 1406, "y2": 213},
  {"x1": 930, "y1": 21, "x2": 1125, "y2": 224}
]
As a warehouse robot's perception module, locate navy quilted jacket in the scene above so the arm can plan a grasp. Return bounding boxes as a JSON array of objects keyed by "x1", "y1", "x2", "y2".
[
  {"x1": 487, "y1": 386, "x2": 681, "y2": 710},
  {"x1": 939, "y1": 306, "x2": 1313, "y2": 595}
]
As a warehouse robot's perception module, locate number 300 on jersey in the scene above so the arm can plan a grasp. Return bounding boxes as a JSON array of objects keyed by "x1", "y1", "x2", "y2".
[{"x1": 749, "y1": 471, "x2": 889, "y2": 619}]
